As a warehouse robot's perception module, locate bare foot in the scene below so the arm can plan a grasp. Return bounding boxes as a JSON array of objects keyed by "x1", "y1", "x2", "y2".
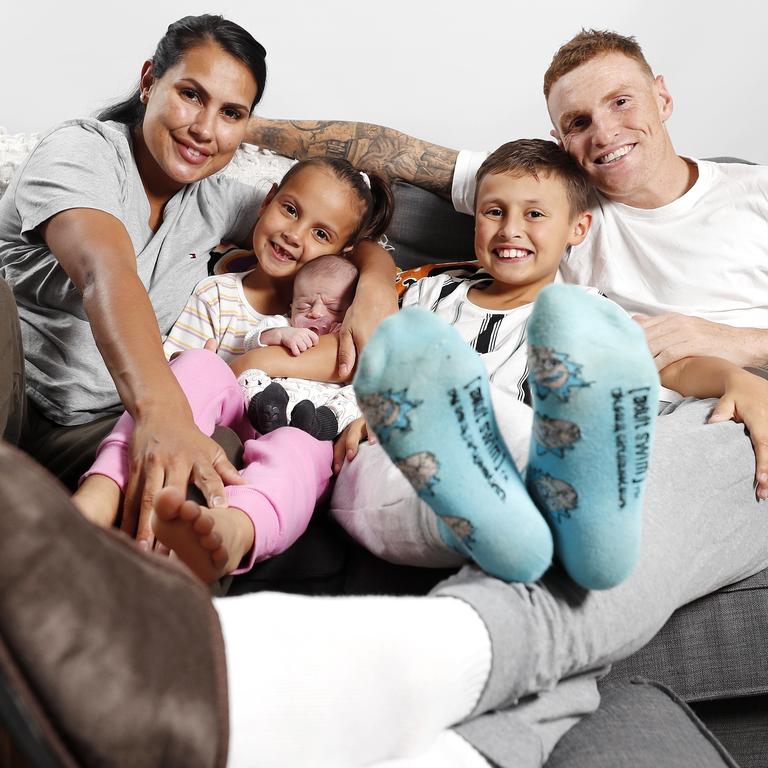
[
  {"x1": 151, "y1": 487, "x2": 255, "y2": 584},
  {"x1": 72, "y1": 474, "x2": 122, "y2": 528}
]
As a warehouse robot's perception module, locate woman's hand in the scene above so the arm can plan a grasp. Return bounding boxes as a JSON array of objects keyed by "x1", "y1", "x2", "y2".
[
  {"x1": 707, "y1": 369, "x2": 768, "y2": 501},
  {"x1": 339, "y1": 241, "x2": 398, "y2": 377},
  {"x1": 121, "y1": 404, "x2": 244, "y2": 547},
  {"x1": 332, "y1": 417, "x2": 377, "y2": 475},
  {"x1": 40, "y1": 209, "x2": 248, "y2": 543}
]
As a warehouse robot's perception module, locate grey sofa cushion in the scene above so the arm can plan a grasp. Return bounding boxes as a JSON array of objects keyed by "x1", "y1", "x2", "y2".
[
  {"x1": 545, "y1": 679, "x2": 739, "y2": 768},
  {"x1": 387, "y1": 181, "x2": 475, "y2": 269},
  {"x1": 602, "y1": 569, "x2": 768, "y2": 701}
]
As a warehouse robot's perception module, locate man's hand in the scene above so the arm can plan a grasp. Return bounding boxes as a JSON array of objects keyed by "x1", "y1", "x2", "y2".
[
  {"x1": 121, "y1": 407, "x2": 244, "y2": 547},
  {"x1": 707, "y1": 369, "x2": 768, "y2": 501},
  {"x1": 261, "y1": 326, "x2": 319, "y2": 356},
  {"x1": 245, "y1": 117, "x2": 459, "y2": 198},
  {"x1": 634, "y1": 313, "x2": 768, "y2": 370},
  {"x1": 332, "y1": 417, "x2": 377, "y2": 474}
]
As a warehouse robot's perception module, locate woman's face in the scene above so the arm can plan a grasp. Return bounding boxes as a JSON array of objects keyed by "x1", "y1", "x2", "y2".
[{"x1": 137, "y1": 39, "x2": 257, "y2": 192}]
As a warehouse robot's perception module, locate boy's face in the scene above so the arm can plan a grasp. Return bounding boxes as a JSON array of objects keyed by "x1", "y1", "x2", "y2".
[
  {"x1": 252, "y1": 166, "x2": 361, "y2": 280},
  {"x1": 473, "y1": 171, "x2": 590, "y2": 300},
  {"x1": 290, "y1": 269, "x2": 357, "y2": 336},
  {"x1": 546, "y1": 52, "x2": 673, "y2": 206}
]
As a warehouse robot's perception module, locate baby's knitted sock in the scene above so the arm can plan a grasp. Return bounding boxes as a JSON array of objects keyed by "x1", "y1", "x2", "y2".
[
  {"x1": 526, "y1": 284, "x2": 659, "y2": 589},
  {"x1": 218, "y1": 592, "x2": 491, "y2": 768},
  {"x1": 354, "y1": 306, "x2": 552, "y2": 583},
  {"x1": 247, "y1": 381, "x2": 288, "y2": 434},
  {"x1": 289, "y1": 400, "x2": 339, "y2": 441}
]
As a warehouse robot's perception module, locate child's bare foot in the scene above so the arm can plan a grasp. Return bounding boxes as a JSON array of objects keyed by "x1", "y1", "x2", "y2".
[
  {"x1": 151, "y1": 487, "x2": 255, "y2": 584},
  {"x1": 72, "y1": 474, "x2": 122, "y2": 528}
]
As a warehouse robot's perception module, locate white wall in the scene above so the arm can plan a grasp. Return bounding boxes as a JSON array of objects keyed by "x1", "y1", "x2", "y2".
[{"x1": 4, "y1": 0, "x2": 767, "y2": 162}]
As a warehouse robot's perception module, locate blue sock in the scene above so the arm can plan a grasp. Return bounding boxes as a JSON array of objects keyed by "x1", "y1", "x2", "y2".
[
  {"x1": 354, "y1": 306, "x2": 553, "y2": 583},
  {"x1": 526, "y1": 284, "x2": 659, "y2": 590}
]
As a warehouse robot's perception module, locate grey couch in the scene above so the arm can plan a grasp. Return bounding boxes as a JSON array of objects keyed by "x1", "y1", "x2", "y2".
[{"x1": 0, "y1": 144, "x2": 761, "y2": 766}]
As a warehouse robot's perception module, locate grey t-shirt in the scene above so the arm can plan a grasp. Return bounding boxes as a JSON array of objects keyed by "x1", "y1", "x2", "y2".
[{"x1": 0, "y1": 119, "x2": 267, "y2": 425}]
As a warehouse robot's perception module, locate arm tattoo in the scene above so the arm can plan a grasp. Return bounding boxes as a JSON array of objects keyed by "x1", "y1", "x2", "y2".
[{"x1": 246, "y1": 118, "x2": 459, "y2": 199}]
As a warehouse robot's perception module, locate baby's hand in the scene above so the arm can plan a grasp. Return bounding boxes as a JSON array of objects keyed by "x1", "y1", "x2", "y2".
[
  {"x1": 708, "y1": 369, "x2": 768, "y2": 501},
  {"x1": 260, "y1": 326, "x2": 320, "y2": 356}
]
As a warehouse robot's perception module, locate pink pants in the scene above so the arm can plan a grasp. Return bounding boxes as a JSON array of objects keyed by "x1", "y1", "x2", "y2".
[{"x1": 85, "y1": 349, "x2": 333, "y2": 573}]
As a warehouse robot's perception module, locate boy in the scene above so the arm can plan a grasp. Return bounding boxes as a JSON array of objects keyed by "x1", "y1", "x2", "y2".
[{"x1": 336, "y1": 138, "x2": 768, "y2": 591}]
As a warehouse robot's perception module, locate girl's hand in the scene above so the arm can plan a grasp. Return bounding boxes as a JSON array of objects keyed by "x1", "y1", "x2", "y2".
[
  {"x1": 332, "y1": 417, "x2": 377, "y2": 474},
  {"x1": 339, "y1": 241, "x2": 398, "y2": 378},
  {"x1": 260, "y1": 327, "x2": 320, "y2": 356},
  {"x1": 707, "y1": 369, "x2": 768, "y2": 501},
  {"x1": 121, "y1": 407, "x2": 245, "y2": 547},
  {"x1": 337, "y1": 281, "x2": 397, "y2": 378}
]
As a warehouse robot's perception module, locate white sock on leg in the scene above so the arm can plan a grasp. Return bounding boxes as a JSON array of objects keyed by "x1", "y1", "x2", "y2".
[
  {"x1": 216, "y1": 592, "x2": 491, "y2": 768},
  {"x1": 368, "y1": 730, "x2": 491, "y2": 768}
]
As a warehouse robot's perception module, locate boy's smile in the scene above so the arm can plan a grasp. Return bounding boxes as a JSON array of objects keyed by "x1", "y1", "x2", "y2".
[{"x1": 470, "y1": 171, "x2": 590, "y2": 309}]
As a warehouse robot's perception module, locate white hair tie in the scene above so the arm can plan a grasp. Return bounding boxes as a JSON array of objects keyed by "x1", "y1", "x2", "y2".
[{"x1": 359, "y1": 171, "x2": 371, "y2": 189}]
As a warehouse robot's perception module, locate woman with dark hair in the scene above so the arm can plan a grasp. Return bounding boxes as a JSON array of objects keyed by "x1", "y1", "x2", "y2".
[{"x1": 0, "y1": 14, "x2": 396, "y2": 544}]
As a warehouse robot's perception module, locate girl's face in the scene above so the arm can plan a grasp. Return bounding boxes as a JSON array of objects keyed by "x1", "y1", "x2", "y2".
[
  {"x1": 136, "y1": 40, "x2": 257, "y2": 194},
  {"x1": 252, "y1": 166, "x2": 362, "y2": 280}
]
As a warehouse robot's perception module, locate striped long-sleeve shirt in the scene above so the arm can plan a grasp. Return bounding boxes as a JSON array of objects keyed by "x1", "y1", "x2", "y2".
[{"x1": 163, "y1": 271, "x2": 287, "y2": 362}]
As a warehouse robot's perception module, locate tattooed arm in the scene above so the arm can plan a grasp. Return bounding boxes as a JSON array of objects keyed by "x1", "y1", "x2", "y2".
[{"x1": 246, "y1": 118, "x2": 458, "y2": 200}]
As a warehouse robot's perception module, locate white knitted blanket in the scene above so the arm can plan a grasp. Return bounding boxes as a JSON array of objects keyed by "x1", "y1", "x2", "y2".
[{"x1": 0, "y1": 126, "x2": 294, "y2": 199}]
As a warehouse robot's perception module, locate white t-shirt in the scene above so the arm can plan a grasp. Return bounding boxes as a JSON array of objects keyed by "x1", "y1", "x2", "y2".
[{"x1": 452, "y1": 150, "x2": 768, "y2": 328}]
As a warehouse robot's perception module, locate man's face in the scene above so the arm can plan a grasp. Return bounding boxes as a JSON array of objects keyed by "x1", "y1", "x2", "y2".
[{"x1": 546, "y1": 53, "x2": 673, "y2": 206}]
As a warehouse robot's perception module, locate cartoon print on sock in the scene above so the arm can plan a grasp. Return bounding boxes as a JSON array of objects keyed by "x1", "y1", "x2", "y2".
[
  {"x1": 395, "y1": 451, "x2": 440, "y2": 495},
  {"x1": 442, "y1": 515, "x2": 477, "y2": 548},
  {"x1": 529, "y1": 345, "x2": 590, "y2": 402},
  {"x1": 528, "y1": 468, "x2": 578, "y2": 524},
  {"x1": 357, "y1": 390, "x2": 422, "y2": 444},
  {"x1": 533, "y1": 414, "x2": 582, "y2": 458}
]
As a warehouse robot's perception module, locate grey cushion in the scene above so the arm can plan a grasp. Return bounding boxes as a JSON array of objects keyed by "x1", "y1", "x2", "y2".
[
  {"x1": 386, "y1": 181, "x2": 474, "y2": 269},
  {"x1": 603, "y1": 570, "x2": 768, "y2": 701},
  {"x1": 544, "y1": 679, "x2": 739, "y2": 768}
]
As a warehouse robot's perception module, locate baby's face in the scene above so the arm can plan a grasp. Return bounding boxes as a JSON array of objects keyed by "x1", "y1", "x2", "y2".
[{"x1": 290, "y1": 271, "x2": 356, "y2": 335}]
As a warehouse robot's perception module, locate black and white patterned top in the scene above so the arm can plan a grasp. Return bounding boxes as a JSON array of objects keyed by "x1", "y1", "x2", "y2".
[
  {"x1": 402, "y1": 270, "x2": 534, "y2": 403},
  {"x1": 401, "y1": 269, "x2": 599, "y2": 405}
]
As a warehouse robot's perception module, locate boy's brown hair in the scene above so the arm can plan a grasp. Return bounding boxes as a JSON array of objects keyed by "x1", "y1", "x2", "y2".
[
  {"x1": 476, "y1": 139, "x2": 591, "y2": 218},
  {"x1": 543, "y1": 29, "x2": 654, "y2": 98}
]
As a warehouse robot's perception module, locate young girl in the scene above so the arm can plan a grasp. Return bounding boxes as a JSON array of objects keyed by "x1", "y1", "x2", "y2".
[{"x1": 73, "y1": 157, "x2": 393, "y2": 584}]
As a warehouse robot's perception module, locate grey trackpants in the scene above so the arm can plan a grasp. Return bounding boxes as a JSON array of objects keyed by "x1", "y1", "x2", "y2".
[{"x1": 332, "y1": 397, "x2": 768, "y2": 767}]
